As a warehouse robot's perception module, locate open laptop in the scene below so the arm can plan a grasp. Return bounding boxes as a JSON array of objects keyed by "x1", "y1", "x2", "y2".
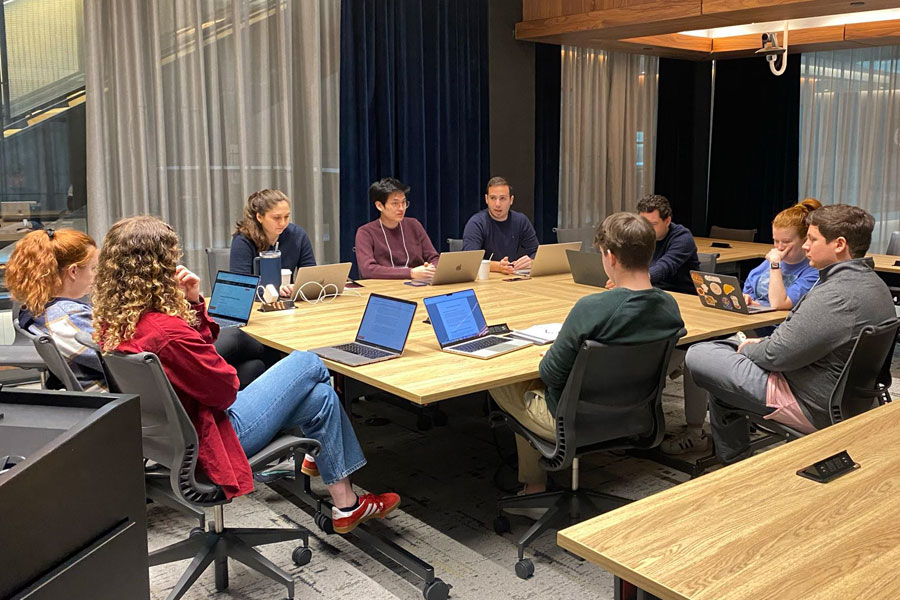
[
  {"x1": 207, "y1": 271, "x2": 260, "y2": 328},
  {"x1": 292, "y1": 262, "x2": 353, "y2": 300},
  {"x1": 423, "y1": 289, "x2": 532, "y2": 359},
  {"x1": 310, "y1": 294, "x2": 418, "y2": 366},
  {"x1": 690, "y1": 270, "x2": 777, "y2": 314},
  {"x1": 515, "y1": 241, "x2": 582, "y2": 277},
  {"x1": 567, "y1": 249, "x2": 608, "y2": 288},
  {"x1": 429, "y1": 250, "x2": 484, "y2": 285}
]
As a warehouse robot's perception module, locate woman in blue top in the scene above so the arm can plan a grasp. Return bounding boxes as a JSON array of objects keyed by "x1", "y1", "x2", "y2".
[
  {"x1": 230, "y1": 189, "x2": 316, "y2": 297},
  {"x1": 743, "y1": 198, "x2": 821, "y2": 310}
]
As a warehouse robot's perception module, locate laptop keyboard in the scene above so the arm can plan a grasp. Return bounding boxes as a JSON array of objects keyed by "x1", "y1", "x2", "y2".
[
  {"x1": 212, "y1": 317, "x2": 244, "y2": 329},
  {"x1": 335, "y1": 342, "x2": 391, "y2": 359},
  {"x1": 452, "y1": 336, "x2": 509, "y2": 353}
]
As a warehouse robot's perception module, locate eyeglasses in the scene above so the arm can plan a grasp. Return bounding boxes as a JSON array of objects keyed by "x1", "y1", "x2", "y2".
[{"x1": 385, "y1": 200, "x2": 410, "y2": 209}]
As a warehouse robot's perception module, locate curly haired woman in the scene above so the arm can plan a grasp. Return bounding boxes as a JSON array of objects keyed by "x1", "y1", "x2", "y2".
[
  {"x1": 6, "y1": 228, "x2": 106, "y2": 390},
  {"x1": 93, "y1": 216, "x2": 398, "y2": 532}
]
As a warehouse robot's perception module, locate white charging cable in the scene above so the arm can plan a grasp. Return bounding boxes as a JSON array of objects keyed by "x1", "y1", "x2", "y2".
[{"x1": 290, "y1": 280, "x2": 362, "y2": 304}]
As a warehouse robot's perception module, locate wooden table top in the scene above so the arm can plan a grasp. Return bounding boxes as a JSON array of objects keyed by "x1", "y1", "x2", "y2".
[
  {"x1": 694, "y1": 237, "x2": 771, "y2": 264},
  {"x1": 558, "y1": 400, "x2": 900, "y2": 600},
  {"x1": 241, "y1": 273, "x2": 787, "y2": 405},
  {"x1": 866, "y1": 253, "x2": 900, "y2": 275}
]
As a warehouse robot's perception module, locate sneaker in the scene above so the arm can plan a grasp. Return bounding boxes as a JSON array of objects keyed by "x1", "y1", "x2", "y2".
[
  {"x1": 301, "y1": 454, "x2": 319, "y2": 478},
  {"x1": 660, "y1": 428, "x2": 709, "y2": 455},
  {"x1": 503, "y1": 490, "x2": 548, "y2": 521},
  {"x1": 332, "y1": 492, "x2": 401, "y2": 534}
]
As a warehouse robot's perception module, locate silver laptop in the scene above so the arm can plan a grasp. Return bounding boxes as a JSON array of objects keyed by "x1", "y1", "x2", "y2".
[
  {"x1": 690, "y1": 271, "x2": 777, "y2": 314},
  {"x1": 429, "y1": 250, "x2": 484, "y2": 285},
  {"x1": 423, "y1": 289, "x2": 531, "y2": 359},
  {"x1": 292, "y1": 262, "x2": 353, "y2": 301},
  {"x1": 567, "y1": 249, "x2": 608, "y2": 288},
  {"x1": 515, "y1": 241, "x2": 582, "y2": 277},
  {"x1": 310, "y1": 294, "x2": 418, "y2": 366},
  {"x1": 207, "y1": 271, "x2": 260, "y2": 328}
]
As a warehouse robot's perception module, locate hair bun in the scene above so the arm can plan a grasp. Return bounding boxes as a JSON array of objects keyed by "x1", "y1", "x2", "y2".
[{"x1": 798, "y1": 197, "x2": 822, "y2": 214}]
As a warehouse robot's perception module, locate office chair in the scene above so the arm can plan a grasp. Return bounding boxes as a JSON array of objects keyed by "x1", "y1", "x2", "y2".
[
  {"x1": 446, "y1": 238, "x2": 464, "y2": 252},
  {"x1": 553, "y1": 225, "x2": 597, "y2": 250},
  {"x1": 33, "y1": 334, "x2": 83, "y2": 391},
  {"x1": 205, "y1": 247, "x2": 231, "y2": 281},
  {"x1": 102, "y1": 350, "x2": 321, "y2": 600},
  {"x1": 697, "y1": 252, "x2": 719, "y2": 273},
  {"x1": 709, "y1": 225, "x2": 757, "y2": 242},
  {"x1": 491, "y1": 329, "x2": 685, "y2": 579},
  {"x1": 885, "y1": 231, "x2": 900, "y2": 256},
  {"x1": 3, "y1": 302, "x2": 49, "y2": 385}
]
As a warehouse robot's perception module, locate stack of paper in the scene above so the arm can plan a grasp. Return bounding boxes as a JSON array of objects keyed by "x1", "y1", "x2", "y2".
[{"x1": 509, "y1": 323, "x2": 563, "y2": 345}]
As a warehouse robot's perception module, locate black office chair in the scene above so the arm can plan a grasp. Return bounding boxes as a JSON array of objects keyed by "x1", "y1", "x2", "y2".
[
  {"x1": 709, "y1": 225, "x2": 757, "y2": 242},
  {"x1": 885, "y1": 231, "x2": 900, "y2": 256},
  {"x1": 33, "y1": 334, "x2": 83, "y2": 391},
  {"x1": 2, "y1": 302, "x2": 48, "y2": 384},
  {"x1": 491, "y1": 329, "x2": 685, "y2": 579},
  {"x1": 737, "y1": 318, "x2": 899, "y2": 443},
  {"x1": 102, "y1": 350, "x2": 321, "y2": 600},
  {"x1": 697, "y1": 251, "x2": 719, "y2": 273},
  {"x1": 205, "y1": 247, "x2": 231, "y2": 282}
]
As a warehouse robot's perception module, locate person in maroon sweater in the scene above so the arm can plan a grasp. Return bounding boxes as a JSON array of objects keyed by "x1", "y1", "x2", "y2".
[
  {"x1": 355, "y1": 178, "x2": 440, "y2": 280},
  {"x1": 92, "y1": 216, "x2": 399, "y2": 534}
]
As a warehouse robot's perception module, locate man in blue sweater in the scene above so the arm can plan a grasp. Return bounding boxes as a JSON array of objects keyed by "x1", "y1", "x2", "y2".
[
  {"x1": 615, "y1": 195, "x2": 699, "y2": 294},
  {"x1": 462, "y1": 177, "x2": 540, "y2": 275}
]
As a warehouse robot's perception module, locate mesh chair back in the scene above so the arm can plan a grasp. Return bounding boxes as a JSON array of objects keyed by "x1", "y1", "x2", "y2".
[
  {"x1": 34, "y1": 335, "x2": 83, "y2": 391},
  {"x1": 709, "y1": 226, "x2": 757, "y2": 242},
  {"x1": 886, "y1": 232, "x2": 900, "y2": 256},
  {"x1": 11, "y1": 301, "x2": 32, "y2": 346},
  {"x1": 446, "y1": 238, "x2": 464, "y2": 252},
  {"x1": 553, "y1": 226, "x2": 597, "y2": 249},
  {"x1": 697, "y1": 252, "x2": 718, "y2": 273},
  {"x1": 205, "y1": 247, "x2": 231, "y2": 281},
  {"x1": 829, "y1": 318, "x2": 900, "y2": 423},
  {"x1": 103, "y1": 350, "x2": 221, "y2": 504},
  {"x1": 546, "y1": 329, "x2": 685, "y2": 470}
]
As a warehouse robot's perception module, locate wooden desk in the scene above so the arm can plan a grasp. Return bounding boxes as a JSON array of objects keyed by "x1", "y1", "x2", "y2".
[
  {"x1": 558, "y1": 400, "x2": 900, "y2": 600},
  {"x1": 867, "y1": 253, "x2": 900, "y2": 275},
  {"x1": 694, "y1": 237, "x2": 771, "y2": 264},
  {"x1": 242, "y1": 274, "x2": 787, "y2": 405}
]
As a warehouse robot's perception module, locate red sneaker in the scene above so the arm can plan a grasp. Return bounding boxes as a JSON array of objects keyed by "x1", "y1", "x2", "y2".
[
  {"x1": 332, "y1": 492, "x2": 401, "y2": 534},
  {"x1": 300, "y1": 454, "x2": 319, "y2": 478}
]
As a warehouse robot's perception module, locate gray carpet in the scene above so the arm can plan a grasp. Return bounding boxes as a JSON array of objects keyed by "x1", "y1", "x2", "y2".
[{"x1": 148, "y1": 355, "x2": 900, "y2": 599}]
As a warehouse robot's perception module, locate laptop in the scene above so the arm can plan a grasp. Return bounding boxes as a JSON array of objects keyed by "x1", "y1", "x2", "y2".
[
  {"x1": 423, "y1": 289, "x2": 532, "y2": 359},
  {"x1": 292, "y1": 262, "x2": 353, "y2": 300},
  {"x1": 310, "y1": 294, "x2": 418, "y2": 366},
  {"x1": 690, "y1": 271, "x2": 777, "y2": 314},
  {"x1": 207, "y1": 271, "x2": 260, "y2": 328},
  {"x1": 567, "y1": 249, "x2": 608, "y2": 288},
  {"x1": 429, "y1": 250, "x2": 484, "y2": 285},
  {"x1": 516, "y1": 242, "x2": 583, "y2": 277}
]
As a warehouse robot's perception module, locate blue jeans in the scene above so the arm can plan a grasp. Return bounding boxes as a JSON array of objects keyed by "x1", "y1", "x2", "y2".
[{"x1": 227, "y1": 351, "x2": 366, "y2": 485}]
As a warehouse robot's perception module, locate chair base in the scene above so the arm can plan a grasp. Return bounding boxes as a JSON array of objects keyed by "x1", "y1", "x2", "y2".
[
  {"x1": 496, "y1": 488, "x2": 630, "y2": 579},
  {"x1": 149, "y1": 520, "x2": 309, "y2": 600}
]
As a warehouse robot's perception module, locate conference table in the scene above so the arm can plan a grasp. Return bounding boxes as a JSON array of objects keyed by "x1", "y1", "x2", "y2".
[
  {"x1": 557, "y1": 399, "x2": 900, "y2": 600},
  {"x1": 242, "y1": 273, "x2": 788, "y2": 406},
  {"x1": 694, "y1": 237, "x2": 771, "y2": 264}
]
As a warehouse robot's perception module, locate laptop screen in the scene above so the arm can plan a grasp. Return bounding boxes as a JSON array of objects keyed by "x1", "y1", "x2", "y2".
[
  {"x1": 355, "y1": 294, "x2": 418, "y2": 353},
  {"x1": 423, "y1": 289, "x2": 488, "y2": 347},
  {"x1": 208, "y1": 271, "x2": 259, "y2": 323}
]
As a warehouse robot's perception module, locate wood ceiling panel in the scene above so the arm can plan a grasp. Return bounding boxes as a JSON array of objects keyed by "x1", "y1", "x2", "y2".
[
  {"x1": 711, "y1": 25, "x2": 846, "y2": 55},
  {"x1": 845, "y1": 19, "x2": 900, "y2": 46},
  {"x1": 701, "y1": 0, "x2": 900, "y2": 23}
]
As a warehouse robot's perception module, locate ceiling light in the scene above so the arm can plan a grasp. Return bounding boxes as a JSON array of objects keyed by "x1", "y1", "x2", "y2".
[{"x1": 680, "y1": 7, "x2": 900, "y2": 38}]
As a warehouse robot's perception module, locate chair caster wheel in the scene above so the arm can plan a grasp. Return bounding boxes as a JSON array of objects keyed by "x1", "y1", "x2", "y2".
[
  {"x1": 493, "y1": 515, "x2": 510, "y2": 534},
  {"x1": 189, "y1": 527, "x2": 205, "y2": 538},
  {"x1": 515, "y1": 558, "x2": 534, "y2": 579},
  {"x1": 292, "y1": 546, "x2": 312, "y2": 566},
  {"x1": 315, "y1": 512, "x2": 334, "y2": 534},
  {"x1": 416, "y1": 413, "x2": 433, "y2": 431},
  {"x1": 422, "y1": 578, "x2": 450, "y2": 600}
]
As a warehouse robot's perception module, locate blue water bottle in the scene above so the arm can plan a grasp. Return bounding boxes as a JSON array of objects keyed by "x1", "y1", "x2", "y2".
[{"x1": 256, "y1": 250, "x2": 282, "y2": 289}]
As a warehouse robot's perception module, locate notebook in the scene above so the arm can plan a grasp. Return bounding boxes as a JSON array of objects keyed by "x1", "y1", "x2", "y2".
[
  {"x1": 515, "y1": 242, "x2": 583, "y2": 277},
  {"x1": 423, "y1": 289, "x2": 531, "y2": 359},
  {"x1": 207, "y1": 271, "x2": 260, "y2": 328},
  {"x1": 429, "y1": 250, "x2": 484, "y2": 285},
  {"x1": 310, "y1": 294, "x2": 418, "y2": 366},
  {"x1": 690, "y1": 271, "x2": 777, "y2": 315}
]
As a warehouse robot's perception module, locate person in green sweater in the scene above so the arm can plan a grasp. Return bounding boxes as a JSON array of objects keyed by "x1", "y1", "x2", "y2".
[{"x1": 490, "y1": 212, "x2": 685, "y2": 516}]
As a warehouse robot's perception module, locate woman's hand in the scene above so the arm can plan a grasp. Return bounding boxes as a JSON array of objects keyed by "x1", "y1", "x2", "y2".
[{"x1": 175, "y1": 265, "x2": 201, "y2": 303}]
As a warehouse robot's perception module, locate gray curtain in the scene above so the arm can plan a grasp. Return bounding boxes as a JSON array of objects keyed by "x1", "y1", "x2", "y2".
[
  {"x1": 84, "y1": 0, "x2": 340, "y2": 283},
  {"x1": 800, "y1": 46, "x2": 900, "y2": 254},
  {"x1": 558, "y1": 47, "x2": 658, "y2": 229}
]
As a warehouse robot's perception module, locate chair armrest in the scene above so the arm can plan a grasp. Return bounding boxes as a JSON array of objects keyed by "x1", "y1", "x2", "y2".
[{"x1": 247, "y1": 435, "x2": 321, "y2": 471}]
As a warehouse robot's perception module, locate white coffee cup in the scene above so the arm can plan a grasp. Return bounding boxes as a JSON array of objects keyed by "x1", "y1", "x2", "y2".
[
  {"x1": 477, "y1": 259, "x2": 490, "y2": 280},
  {"x1": 281, "y1": 268, "x2": 292, "y2": 288}
]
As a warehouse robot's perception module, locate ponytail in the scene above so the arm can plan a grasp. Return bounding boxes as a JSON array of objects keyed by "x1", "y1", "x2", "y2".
[{"x1": 773, "y1": 197, "x2": 823, "y2": 238}]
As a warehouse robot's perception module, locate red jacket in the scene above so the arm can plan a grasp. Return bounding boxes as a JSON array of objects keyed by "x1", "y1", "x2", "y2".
[{"x1": 117, "y1": 300, "x2": 254, "y2": 499}]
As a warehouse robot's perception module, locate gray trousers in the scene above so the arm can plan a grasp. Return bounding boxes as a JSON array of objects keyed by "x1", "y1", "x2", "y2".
[{"x1": 684, "y1": 340, "x2": 774, "y2": 463}]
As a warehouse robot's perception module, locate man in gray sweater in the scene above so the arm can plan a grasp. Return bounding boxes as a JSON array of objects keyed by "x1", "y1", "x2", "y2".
[{"x1": 686, "y1": 204, "x2": 895, "y2": 463}]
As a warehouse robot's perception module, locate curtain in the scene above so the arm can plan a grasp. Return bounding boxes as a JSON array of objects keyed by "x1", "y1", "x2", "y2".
[
  {"x1": 558, "y1": 47, "x2": 658, "y2": 229},
  {"x1": 533, "y1": 43, "x2": 561, "y2": 244},
  {"x1": 338, "y1": 0, "x2": 489, "y2": 266},
  {"x1": 800, "y1": 46, "x2": 900, "y2": 254},
  {"x1": 84, "y1": 0, "x2": 340, "y2": 281}
]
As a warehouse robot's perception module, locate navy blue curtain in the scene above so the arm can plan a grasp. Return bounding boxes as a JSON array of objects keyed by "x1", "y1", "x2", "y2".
[
  {"x1": 533, "y1": 43, "x2": 560, "y2": 244},
  {"x1": 339, "y1": 0, "x2": 490, "y2": 265}
]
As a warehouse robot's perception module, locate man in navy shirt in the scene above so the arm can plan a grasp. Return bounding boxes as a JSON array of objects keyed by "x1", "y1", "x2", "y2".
[
  {"x1": 612, "y1": 195, "x2": 699, "y2": 294},
  {"x1": 462, "y1": 177, "x2": 540, "y2": 274}
]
